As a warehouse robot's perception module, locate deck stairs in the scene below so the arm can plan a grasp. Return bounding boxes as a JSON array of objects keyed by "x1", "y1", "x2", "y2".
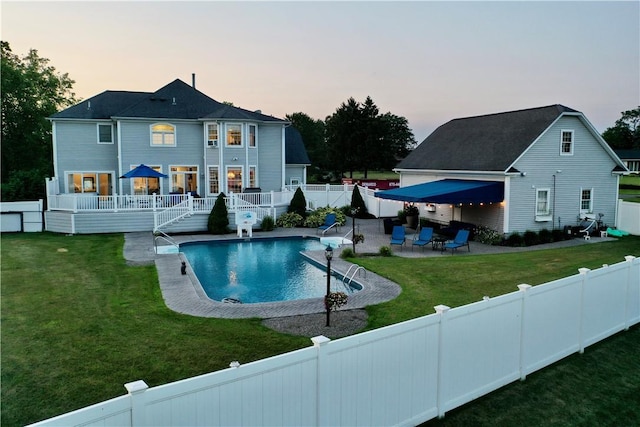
[{"x1": 153, "y1": 198, "x2": 192, "y2": 233}]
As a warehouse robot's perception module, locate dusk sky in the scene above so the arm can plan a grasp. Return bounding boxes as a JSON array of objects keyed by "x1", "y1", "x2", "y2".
[{"x1": 2, "y1": 1, "x2": 639, "y2": 141}]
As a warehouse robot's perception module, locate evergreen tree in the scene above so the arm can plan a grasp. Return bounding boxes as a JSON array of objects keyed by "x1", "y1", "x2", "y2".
[
  {"x1": 350, "y1": 185, "x2": 369, "y2": 218},
  {"x1": 288, "y1": 187, "x2": 307, "y2": 218},
  {"x1": 208, "y1": 193, "x2": 229, "y2": 234}
]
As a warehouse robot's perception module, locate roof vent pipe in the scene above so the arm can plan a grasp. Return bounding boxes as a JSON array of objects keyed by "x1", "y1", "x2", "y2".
[{"x1": 192, "y1": 73, "x2": 196, "y2": 89}]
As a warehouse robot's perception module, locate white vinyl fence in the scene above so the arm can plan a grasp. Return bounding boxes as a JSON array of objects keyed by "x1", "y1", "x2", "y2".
[
  {"x1": 29, "y1": 256, "x2": 639, "y2": 427},
  {"x1": 0, "y1": 200, "x2": 43, "y2": 232},
  {"x1": 617, "y1": 199, "x2": 640, "y2": 235}
]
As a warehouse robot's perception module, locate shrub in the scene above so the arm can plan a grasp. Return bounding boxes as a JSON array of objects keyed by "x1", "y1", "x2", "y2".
[
  {"x1": 325, "y1": 291, "x2": 348, "y2": 311},
  {"x1": 538, "y1": 228, "x2": 552, "y2": 244},
  {"x1": 276, "y1": 212, "x2": 303, "y2": 228},
  {"x1": 303, "y1": 206, "x2": 346, "y2": 228},
  {"x1": 475, "y1": 225, "x2": 503, "y2": 246},
  {"x1": 397, "y1": 210, "x2": 407, "y2": 223},
  {"x1": 505, "y1": 232, "x2": 524, "y2": 247},
  {"x1": 208, "y1": 193, "x2": 230, "y2": 234},
  {"x1": 287, "y1": 187, "x2": 307, "y2": 218},
  {"x1": 379, "y1": 246, "x2": 392, "y2": 256},
  {"x1": 340, "y1": 248, "x2": 355, "y2": 258},
  {"x1": 551, "y1": 228, "x2": 566, "y2": 242},
  {"x1": 523, "y1": 230, "x2": 539, "y2": 246},
  {"x1": 260, "y1": 215, "x2": 275, "y2": 231}
]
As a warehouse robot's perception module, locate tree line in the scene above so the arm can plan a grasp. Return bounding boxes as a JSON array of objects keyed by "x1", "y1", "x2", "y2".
[{"x1": 1, "y1": 40, "x2": 637, "y2": 202}]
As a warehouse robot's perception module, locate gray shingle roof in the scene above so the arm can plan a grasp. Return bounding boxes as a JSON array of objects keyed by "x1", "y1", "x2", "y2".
[
  {"x1": 285, "y1": 127, "x2": 311, "y2": 165},
  {"x1": 396, "y1": 104, "x2": 580, "y2": 172},
  {"x1": 51, "y1": 79, "x2": 285, "y2": 123}
]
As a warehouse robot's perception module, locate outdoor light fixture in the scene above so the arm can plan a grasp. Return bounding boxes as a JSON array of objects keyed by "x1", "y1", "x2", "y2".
[{"x1": 325, "y1": 245, "x2": 333, "y2": 327}]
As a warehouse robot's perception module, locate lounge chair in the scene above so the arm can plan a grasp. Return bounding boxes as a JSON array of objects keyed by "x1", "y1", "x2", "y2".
[
  {"x1": 412, "y1": 227, "x2": 434, "y2": 251},
  {"x1": 317, "y1": 213, "x2": 338, "y2": 234},
  {"x1": 443, "y1": 229, "x2": 470, "y2": 254},
  {"x1": 390, "y1": 225, "x2": 406, "y2": 250}
]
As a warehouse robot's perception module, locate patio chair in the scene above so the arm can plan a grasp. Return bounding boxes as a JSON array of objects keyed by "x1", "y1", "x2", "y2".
[
  {"x1": 443, "y1": 229, "x2": 470, "y2": 254},
  {"x1": 317, "y1": 213, "x2": 338, "y2": 234},
  {"x1": 412, "y1": 227, "x2": 434, "y2": 251},
  {"x1": 390, "y1": 225, "x2": 406, "y2": 250}
]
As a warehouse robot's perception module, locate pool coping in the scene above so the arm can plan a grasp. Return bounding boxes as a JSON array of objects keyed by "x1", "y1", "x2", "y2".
[{"x1": 130, "y1": 232, "x2": 402, "y2": 319}]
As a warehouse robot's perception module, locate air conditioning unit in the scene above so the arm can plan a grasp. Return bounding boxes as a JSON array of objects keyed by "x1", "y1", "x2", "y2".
[{"x1": 207, "y1": 140, "x2": 218, "y2": 148}]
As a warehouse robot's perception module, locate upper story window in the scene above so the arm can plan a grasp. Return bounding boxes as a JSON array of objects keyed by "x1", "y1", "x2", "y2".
[
  {"x1": 207, "y1": 124, "x2": 218, "y2": 148},
  {"x1": 151, "y1": 123, "x2": 176, "y2": 146},
  {"x1": 580, "y1": 188, "x2": 593, "y2": 214},
  {"x1": 560, "y1": 130, "x2": 574, "y2": 155},
  {"x1": 97, "y1": 124, "x2": 113, "y2": 144},
  {"x1": 248, "y1": 124, "x2": 257, "y2": 147},
  {"x1": 226, "y1": 123, "x2": 242, "y2": 146}
]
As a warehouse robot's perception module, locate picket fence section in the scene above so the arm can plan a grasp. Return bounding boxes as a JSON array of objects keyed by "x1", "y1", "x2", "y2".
[{"x1": 29, "y1": 256, "x2": 639, "y2": 427}]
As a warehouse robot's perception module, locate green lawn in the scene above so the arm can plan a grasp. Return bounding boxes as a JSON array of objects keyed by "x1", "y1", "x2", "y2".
[{"x1": 2, "y1": 233, "x2": 639, "y2": 426}]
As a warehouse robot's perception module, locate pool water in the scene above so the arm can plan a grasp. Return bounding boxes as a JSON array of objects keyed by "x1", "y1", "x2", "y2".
[{"x1": 180, "y1": 237, "x2": 356, "y2": 304}]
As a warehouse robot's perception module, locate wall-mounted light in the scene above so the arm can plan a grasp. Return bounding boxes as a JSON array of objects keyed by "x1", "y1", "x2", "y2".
[
  {"x1": 520, "y1": 172, "x2": 527, "y2": 177},
  {"x1": 232, "y1": 157, "x2": 238, "y2": 161}
]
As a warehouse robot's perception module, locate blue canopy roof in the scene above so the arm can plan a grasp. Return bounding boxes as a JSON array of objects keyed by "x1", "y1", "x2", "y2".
[
  {"x1": 374, "y1": 179, "x2": 504, "y2": 204},
  {"x1": 120, "y1": 164, "x2": 168, "y2": 179}
]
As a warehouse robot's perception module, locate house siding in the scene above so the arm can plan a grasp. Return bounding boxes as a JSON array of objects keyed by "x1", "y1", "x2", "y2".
[
  {"x1": 258, "y1": 125, "x2": 284, "y2": 190},
  {"x1": 509, "y1": 116, "x2": 619, "y2": 233},
  {"x1": 55, "y1": 121, "x2": 118, "y2": 193}
]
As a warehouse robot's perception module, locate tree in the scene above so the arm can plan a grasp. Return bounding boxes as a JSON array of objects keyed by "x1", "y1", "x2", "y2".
[
  {"x1": 285, "y1": 112, "x2": 327, "y2": 173},
  {"x1": 208, "y1": 192, "x2": 230, "y2": 234},
  {"x1": 601, "y1": 107, "x2": 640, "y2": 150},
  {"x1": 1, "y1": 41, "x2": 77, "y2": 200},
  {"x1": 287, "y1": 187, "x2": 307, "y2": 218},
  {"x1": 324, "y1": 96, "x2": 416, "y2": 178}
]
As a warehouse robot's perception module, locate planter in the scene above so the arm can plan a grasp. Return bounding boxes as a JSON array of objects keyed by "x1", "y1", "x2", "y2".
[{"x1": 406, "y1": 214, "x2": 419, "y2": 229}]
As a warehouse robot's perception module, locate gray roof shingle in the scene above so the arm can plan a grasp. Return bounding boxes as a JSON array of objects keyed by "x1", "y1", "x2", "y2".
[
  {"x1": 51, "y1": 79, "x2": 285, "y2": 123},
  {"x1": 285, "y1": 127, "x2": 311, "y2": 165},
  {"x1": 396, "y1": 104, "x2": 580, "y2": 172}
]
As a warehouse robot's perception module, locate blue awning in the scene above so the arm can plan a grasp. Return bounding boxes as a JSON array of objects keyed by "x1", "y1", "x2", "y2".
[{"x1": 374, "y1": 179, "x2": 504, "y2": 204}]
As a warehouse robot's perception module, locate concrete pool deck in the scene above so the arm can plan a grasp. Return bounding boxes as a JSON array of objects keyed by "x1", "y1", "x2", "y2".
[{"x1": 124, "y1": 218, "x2": 614, "y2": 320}]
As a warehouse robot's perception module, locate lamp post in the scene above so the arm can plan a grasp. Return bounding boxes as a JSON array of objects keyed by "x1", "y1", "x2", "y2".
[
  {"x1": 325, "y1": 244, "x2": 333, "y2": 327},
  {"x1": 351, "y1": 208, "x2": 357, "y2": 253}
]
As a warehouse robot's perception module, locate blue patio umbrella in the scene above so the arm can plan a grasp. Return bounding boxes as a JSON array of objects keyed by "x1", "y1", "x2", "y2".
[{"x1": 120, "y1": 164, "x2": 168, "y2": 179}]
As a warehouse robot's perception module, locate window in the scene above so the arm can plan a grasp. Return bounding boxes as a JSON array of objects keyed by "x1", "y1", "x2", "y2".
[
  {"x1": 170, "y1": 166, "x2": 198, "y2": 194},
  {"x1": 207, "y1": 124, "x2": 218, "y2": 147},
  {"x1": 208, "y1": 166, "x2": 220, "y2": 194},
  {"x1": 97, "y1": 124, "x2": 113, "y2": 144},
  {"x1": 580, "y1": 188, "x2": 593, "y2": 214},
  {"x1": 67, "y1": 172, "x2": 112, "y2": 195},
  {"x1": 151, "y1": 123, "x2": 176, "y2": 146},
  {"x1": 535, "y1": 188, "x2": 551, "y2": 221},
  {"x1": 248, "y1": 124, "x2": 257, "y2": 147},
  {"x1": 560, "y1": 130, "x2": 573, "y2": 155},
  {"x1": 129, "y1": 165, "x2": 162, "y2": 195},
  {"x1": 226, "y1": 123, "x2": 242, "y2": 146},
  {"x1": 226, "y1": 167, "x2": 243, "y2": 193},
  {"x1": 249, "y1": 166, "x2": 257, "y2": 188}
]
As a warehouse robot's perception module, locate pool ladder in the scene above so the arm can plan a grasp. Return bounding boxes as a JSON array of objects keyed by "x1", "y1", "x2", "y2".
[
  {"x1": 343, "y1": 265, "x2": 366, "y2": 293},
  {"x1": 154, "y1": 230, "x2": 179, "y2": 253}
]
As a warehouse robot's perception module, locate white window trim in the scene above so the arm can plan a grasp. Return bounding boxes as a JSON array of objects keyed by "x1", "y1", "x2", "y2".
[
  {"x1": 248, "y1": 123, "x2": 257, "y2": 148},
  {"x1": 560, "y1": 129, "x2": 574, "y2": 156},
  {"x1": 248, "y1": 165, "x2": 258, "y2": 188},
  {"x1": 535, "y1": 187, "x2": 552, "y2": 222},
  {"x1": 169, "y1": 165, "x2": 198, "y2": 194},
  {"x1": 580, "y1": 187, "x2": 594, "y2": 215},
  {"x1": 206, "y1": 123, "x2": 219, "y2": 148},
  {"x1": 207, "y1": 165, "x2": 220, "y2": 195},
  {"x1": 97, "y1": 123, "x2": 114, "y2": 144},
  {"x1": 150, "y1": 123, "x2": 176, "y2": 147},
  {"x1": 225, "y1": 123, "x2": 243, "y2": 148},
  {"x1": 225, "y1": 165, "x2": 244, "y2": 193}
]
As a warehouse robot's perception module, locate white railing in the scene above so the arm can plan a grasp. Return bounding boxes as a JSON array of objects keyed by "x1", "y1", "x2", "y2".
[
  {"x1": 28, "y1": 256, "x2": 640, "y2": 427},
  {"x1": 153, "y1": 198, "x2": 192, "y2": 232}
]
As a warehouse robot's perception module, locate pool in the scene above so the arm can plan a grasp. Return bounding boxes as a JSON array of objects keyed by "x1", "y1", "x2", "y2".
[{"x1": 180, "y1": 237, "x2": 360, "y2": 304}]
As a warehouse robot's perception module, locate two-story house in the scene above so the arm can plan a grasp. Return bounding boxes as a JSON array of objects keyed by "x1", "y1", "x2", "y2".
[
  {"x1": 377, "y1": 105, "x2": 627, "y2": 234},
  {"x1": 45, "y1": 78, "x2": 310, "y2": 234}
]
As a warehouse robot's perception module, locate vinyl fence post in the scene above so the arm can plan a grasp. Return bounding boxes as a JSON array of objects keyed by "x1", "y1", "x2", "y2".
[
  {"x1": 624, "y1": 255, "x2": 637, "y2": 330},
  {"x1": 517, "y1": 284, "x2": 532, "y2": 380},
  {"x1": 577, "y1": 267, "x2": 591, "y2": 354},
  {"x1": 434, "y1": 304, "x2": 450, "y2": 419},
  {"x1": 125, "y1": 380, "x2": 149, "y2": 426},
  {"x1": 312, "y1": 335, "x2": 331, "y2": 427}
]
